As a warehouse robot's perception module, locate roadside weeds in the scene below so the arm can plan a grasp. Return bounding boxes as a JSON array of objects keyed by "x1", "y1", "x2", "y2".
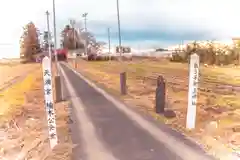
[{"x1": 0, "y1": 65, "x2": 72, "y2": 160}]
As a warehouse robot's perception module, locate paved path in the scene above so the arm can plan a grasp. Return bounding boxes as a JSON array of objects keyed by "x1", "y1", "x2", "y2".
[{"x1": 59, "y1": 63, "x2": 215, "y2": 160}]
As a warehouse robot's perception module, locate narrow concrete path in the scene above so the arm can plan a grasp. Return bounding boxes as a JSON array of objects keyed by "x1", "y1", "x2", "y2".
[{"x1": 59, "y1": 63, "x2": 215, "y2": 160}]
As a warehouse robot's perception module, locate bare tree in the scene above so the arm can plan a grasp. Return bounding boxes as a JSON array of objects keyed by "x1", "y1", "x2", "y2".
[{"x1": 61, "y1": 24, "x2": 84, "y2": 50}]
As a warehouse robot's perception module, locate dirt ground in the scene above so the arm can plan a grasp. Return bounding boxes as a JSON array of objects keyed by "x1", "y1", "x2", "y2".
[
  {"x1": 71, "y1": 58, "x2": 240, "y2": 158},
  {"x1": 0, "y1": 63, "x2": 72, "y2": 160}
]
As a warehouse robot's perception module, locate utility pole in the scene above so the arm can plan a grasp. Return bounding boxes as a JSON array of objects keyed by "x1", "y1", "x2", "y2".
[
  {"x1": 52, "y1": 0, "x2": 62, "y2": 102},
  {"x1": 52, "y1": 0, "x2": 58, "y2": 70},
  {"x1": 116, "y1": 0, "x2": 122, "y2": 59},
  {"x1": 70, "y1": 19, "x2": 76, "y2": 49},
  {"x1": 116, "y1": 0, "x2": 126, "y2": 95},
  {"x1": 107, "y1": 28, "x2": 111, "y2": 54},
  {"x1": 82, "y1": 13, "x2": 88, "y2": 32},
  {"x1": 82, "y1": 13, "x2": 88, "y2": 55},
  {"x1": 46, "y1": 11, "x2": 52, "y2": 62}
]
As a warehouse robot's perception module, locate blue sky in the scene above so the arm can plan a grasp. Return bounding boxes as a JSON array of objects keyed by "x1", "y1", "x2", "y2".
[{"x1": 0, "y1": 0, "x2": 240, "y2": 57}]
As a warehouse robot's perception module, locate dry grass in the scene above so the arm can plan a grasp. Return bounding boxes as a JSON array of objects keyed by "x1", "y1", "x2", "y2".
[
  {"x1": 0, "y1": 63, "x2": 40, "y2": 90},
  {"x1": 0, "y1": 64, "x2": 72, "y2": 160},
  {"x1": 71, "y1": 58, "x2": 240, "y2": 156}
]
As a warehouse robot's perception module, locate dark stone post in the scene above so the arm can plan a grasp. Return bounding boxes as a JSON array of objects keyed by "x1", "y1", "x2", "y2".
[
  {"x1": 155, "y1": 75, "x2": 166, "y2": 113},
  {"x1": 55, "y1": 75, "x2": 62, "y2": 103},
  {"x1": 120, "y1": 72, "x2": 127, "y2": 95}
]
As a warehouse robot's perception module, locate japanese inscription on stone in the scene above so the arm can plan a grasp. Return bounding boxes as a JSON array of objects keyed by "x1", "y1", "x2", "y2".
[{"x1": 186, "y1": 53, "x2": 199, "y2": 129}]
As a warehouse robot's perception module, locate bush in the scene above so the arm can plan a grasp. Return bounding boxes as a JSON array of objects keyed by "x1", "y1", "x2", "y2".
[{"x1": 170, "y1": 41, "x2": 239, "y2": 65}]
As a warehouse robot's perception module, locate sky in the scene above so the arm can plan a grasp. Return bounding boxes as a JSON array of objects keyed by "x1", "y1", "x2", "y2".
[{"x1": 0, "y1": 0, "x2": 240, "y2": 58}]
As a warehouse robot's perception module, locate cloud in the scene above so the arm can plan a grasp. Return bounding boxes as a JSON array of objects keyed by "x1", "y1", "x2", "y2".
[
  {"x1": 2, "y1": 0, "x2": 240, "y2": 48},
  {"x1": 51, "y1": 0, "x2": 240, "y2": 47}
]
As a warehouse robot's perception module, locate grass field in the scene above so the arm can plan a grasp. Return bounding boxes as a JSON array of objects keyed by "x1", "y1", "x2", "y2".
[{"x1": 71, "y1": 58, "x2": 240, "y2": 156}]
